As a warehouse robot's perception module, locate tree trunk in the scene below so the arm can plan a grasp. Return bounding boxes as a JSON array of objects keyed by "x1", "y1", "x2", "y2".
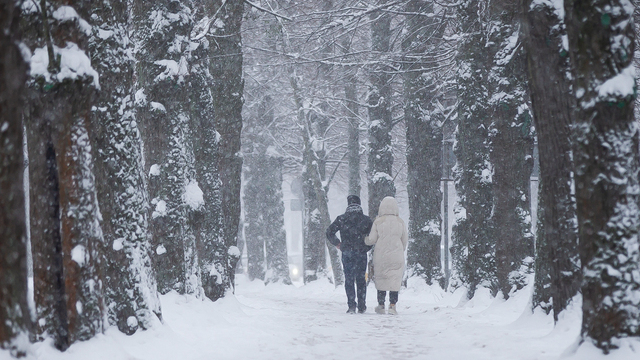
[
  {"x1": 0, "y1": 0, "x2": 30, "y2": 353},
  {"x1": 245, "y1": 154, "x2": 291, "y2": 285},
  {"x1": 243, "y1": 95, "x2": 291, "y2": 284},
  {"x1": 23, "y1": 1, "x2": 105, "y2": 349},
  {"x1": 403, "y1": 0, "x2": 444, "y2": 287},
  {"x1": 367, "y1": 1, "x2": 396, "y2": 218},
  {"x1": 452, "y1": 0, "x2": 496, "y2": 298},
  {"x1": 565, "y1": 0, "x2": 640, "y2": 351},
  {"x1": 487, "y1": 0, "x2": 534, "y2": 299},
  {"x1": 244, "y1": 151, "x2": 266, "y2": 281},
  {"x1": 190, "y1": 0, "x2": 229, "y2": 302},
  {"x1": 345, "y1": 73, "x2": 361, "y2": 197},
  {"x1": 209, "y1": 0, "x2": 245, "y2": 297},
  {"x1": 89, "y1": 0, "x2": 162, "y2": 333},
  {"x1": 133, "y1": 0, "x2": 195, "y2": 295},
  {"x1": 522, "y1": 0, "x2": 580, "y2": 321},
  {"x1": 341, "y1": 34, "x2": 360, "y2": 198},
  {"x1": 263, "y1": 156, "x2": 291, "y2": 285}
]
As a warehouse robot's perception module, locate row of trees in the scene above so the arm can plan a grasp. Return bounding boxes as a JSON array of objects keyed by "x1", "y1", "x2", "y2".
[
  {"x1": 1, "y1": 0, "x2": 244, "y2": 354},
  {"x1": 238, "y1": 0, "x2": 640, "y2": 353},
  {"x1": 2, "y1": 0, "x2": 639, "y2": 356}
]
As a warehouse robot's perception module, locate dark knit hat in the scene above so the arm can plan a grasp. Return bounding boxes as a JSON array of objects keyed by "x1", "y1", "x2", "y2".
[{"x1": 347, "y1": 195, "x2": 361, "y2": 205}]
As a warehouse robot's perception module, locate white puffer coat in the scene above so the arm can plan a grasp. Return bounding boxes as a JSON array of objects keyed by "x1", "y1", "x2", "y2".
[{"x1": 365, "y1": 197, "x2": 408, "y2": 292}]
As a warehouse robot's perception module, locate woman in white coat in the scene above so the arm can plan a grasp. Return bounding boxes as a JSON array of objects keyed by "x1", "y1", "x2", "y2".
[{"x1": 365, "y1": 196, "x2": 408, "y2": 315}]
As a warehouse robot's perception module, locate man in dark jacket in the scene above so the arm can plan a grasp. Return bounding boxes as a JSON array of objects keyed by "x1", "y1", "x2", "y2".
[{"x1": 326, "y1": 195, "x2": 373, "y2": 313}]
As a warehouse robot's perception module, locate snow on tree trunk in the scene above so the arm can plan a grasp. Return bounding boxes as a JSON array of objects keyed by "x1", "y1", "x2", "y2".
[
  {"x1": 133, "y1": 0, "x2": 197, "y2": 295},
  {"x1": 367, "y1": 1, "x2": 396, "y2": 219},
  {"x1": 208, "y1": 0, "x2": 245, "y2": 297},
  {"x1": 522, "y1": 0, "x2": 580, "y2": 320},
  {"x1": 22, "y1": 0, "x2": 105, "y2": 350},
  {"x1": 403, "y1": 0, "x2": 444, "y2": 287},
  {"x1": 452, "y1": 0, "x2": 497, "y2": 298},
  {"x1": 486, "y1": 0, "x2": 534, "y2": 299},
  {"x1": 565, "y1": 0, "x2": 640, "y2": 351},
  {"x1": 189, "y1": 0, "x2": 228, "y2": 301},
  {"x1": 88, "y1": 0, "x2": 162, "y2": 333},
  {"x1": 57, "y1": 108, "x2": 105, "y2": 345},
  {"x1": 0, "y1": 0, "x2": 30, "y2": 354}
]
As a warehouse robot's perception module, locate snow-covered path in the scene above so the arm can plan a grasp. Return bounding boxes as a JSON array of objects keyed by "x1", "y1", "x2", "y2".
[
  {"x1": 226, "y1": 278, "x2": 577, "y2": 360},
  {"x1": 6, "y1": 276, "x2": 595, "y2": 360}
]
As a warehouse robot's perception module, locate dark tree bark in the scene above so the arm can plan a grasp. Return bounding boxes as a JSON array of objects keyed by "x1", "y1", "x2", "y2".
[
  {"x1": 367, "y1": 1, "x2": 396, "y2": 218},
  {"x1": 452, "y1": 0, "x2": 496, "y2": 298},
  {"x1": 209, "y1": 0, "x2": 245, "y2": 297},
  {"x1": 565, "y1": 0, "x2": 640, "y2": 351},
  {"x1": 487, "y1": 0, "x2": 534, "y2": 299},
  {"x1": 0, "y1": 0, "x2": 30, "y2": 353},
  {"x1": 132, "y1": 0, "x2": 195, "y2": 295},
  {"x1": 522, "y1": 0, "x2": 580, "y2": 321},
  {"x1": 89, "y1": 0, "x2": 162, "y2": 333},
  {"x1": 22, "y1": 1, "x2": 105, "y2": 350},
  {"x1": 190, "y1": 0, "x2": 229, "y2": 301},
  {"x1": 403, "y1": 0, "x2": 444, "y2": 287}
]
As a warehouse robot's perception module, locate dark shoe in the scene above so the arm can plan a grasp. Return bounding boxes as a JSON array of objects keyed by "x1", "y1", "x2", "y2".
[
  {"x1": 358, "y1": 307, "x2": 366, "y2": 314},
  {"x1": 347, "y1": 307, "x2": 356, "y2": 314}
]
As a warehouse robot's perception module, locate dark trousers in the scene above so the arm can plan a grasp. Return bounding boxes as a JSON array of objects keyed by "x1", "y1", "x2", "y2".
[
  {"x1": 377, "y1": 290, "x2": 398, "y2": 305},
  {"x1": 342, "y1": 251, "x2": 368, "y2": 310}
]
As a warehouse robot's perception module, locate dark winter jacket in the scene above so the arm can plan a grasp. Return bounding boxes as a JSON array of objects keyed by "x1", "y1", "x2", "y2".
[{"x1": 326, "y1": 204, "x2": 373, "y2": 254}]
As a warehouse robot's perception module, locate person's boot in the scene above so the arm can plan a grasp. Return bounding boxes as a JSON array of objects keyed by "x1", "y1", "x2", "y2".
[
  {"x1": 375, "y1": 304, "x2": 385, "y2": 314},
  {"x1": 387, "y1": 304, "x2": 398, "y2": 315},
  {"x1": 358, "y1": 306, "x2": 366, "y2": 314},
  {"x1": 346, "y1": 307, "x2": 356, "y2": 314}
]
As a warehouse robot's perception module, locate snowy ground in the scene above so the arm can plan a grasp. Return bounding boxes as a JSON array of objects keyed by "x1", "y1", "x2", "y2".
[{"x1": 3, "y1": 275, "x2": 639, "y2": 360}]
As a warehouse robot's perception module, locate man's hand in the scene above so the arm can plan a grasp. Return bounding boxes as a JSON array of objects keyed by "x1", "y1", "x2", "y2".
[{"x1": 336, "y1": 243, "x2": 341, "y2": 250}]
